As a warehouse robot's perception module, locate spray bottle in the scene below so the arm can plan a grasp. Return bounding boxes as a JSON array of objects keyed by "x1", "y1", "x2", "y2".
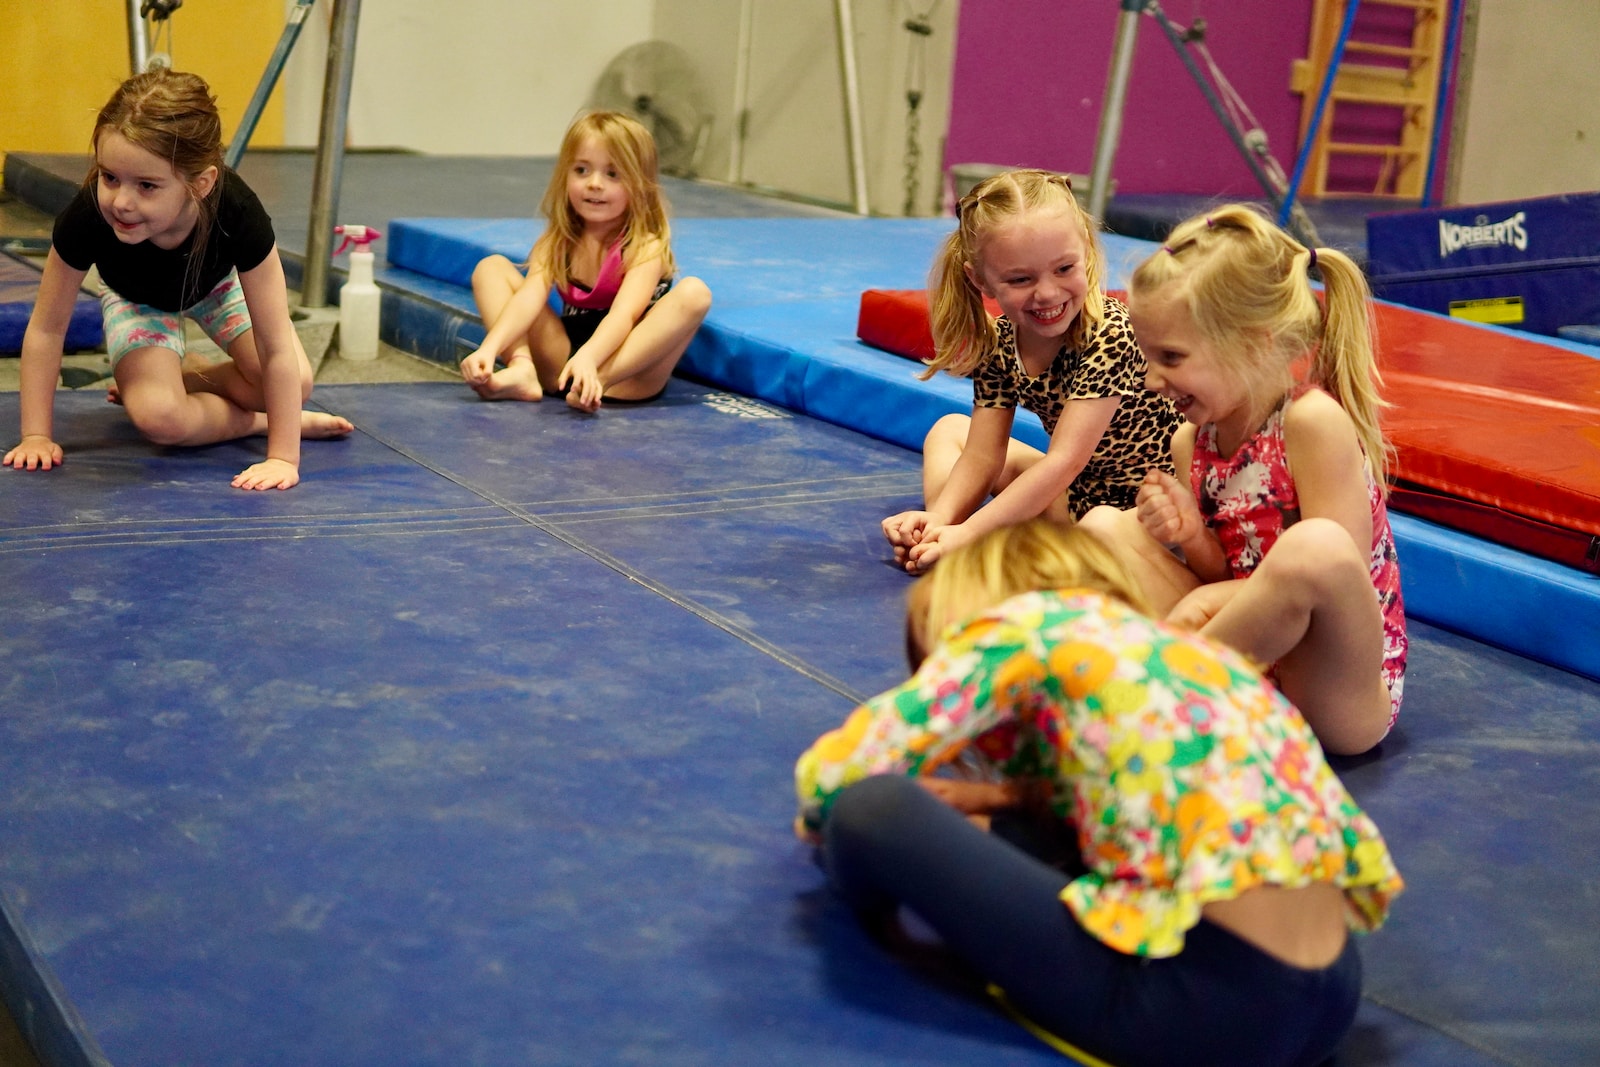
[{"x1": 333, "y1": 224, "x2": 382, "y2": 361}]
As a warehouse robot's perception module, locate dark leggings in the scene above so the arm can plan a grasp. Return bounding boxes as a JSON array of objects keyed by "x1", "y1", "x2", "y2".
[{"x1": 823, "y1": 775, "x2": 1362, "y2": 1067}]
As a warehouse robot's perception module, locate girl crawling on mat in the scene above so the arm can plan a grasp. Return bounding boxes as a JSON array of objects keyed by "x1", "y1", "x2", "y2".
[
  {"x1": 460, "y1": 110, "x2": 712, "y2": 411},
  {"x1": 4, "y1": 69, "x2": 351, "y2": 490},
  {"x1": 1079, "y1": 204, "x2": 1406, "y2": 755},
  {"x1": 881, "y1": 168, "x2": 1178, "y2": 575},
  {"x1": 796, "y1": 518, "x2": 1403, "y2": 1067}
]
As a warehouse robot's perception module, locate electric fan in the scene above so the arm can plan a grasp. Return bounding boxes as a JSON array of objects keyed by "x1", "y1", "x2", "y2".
[{"x1": 588, "y1": 41, "x2": 713, "y2": 178}]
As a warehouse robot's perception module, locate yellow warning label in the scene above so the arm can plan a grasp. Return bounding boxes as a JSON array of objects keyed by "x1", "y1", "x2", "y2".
[{"x1": 1448, "y1": 296, "x2": 1525, "y2": 325}]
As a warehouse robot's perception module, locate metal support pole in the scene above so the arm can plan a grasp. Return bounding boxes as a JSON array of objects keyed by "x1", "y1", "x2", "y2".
[
  {"x1": 1441, "y1": 0, "x2": 1479, "y2": 206},
  {"x1": 1419, "y1": 0, "x2": 1462, "y2": 207},
  {"x1": 126, "y1": 0, "x2": 150, "y2": 74},
  {"x1": 1147, "y1": 6, "x2": 1316, "y2": 245},
  {"x1": 1087, "y1": 0, "x2": 1146, "y2": 223},
  {"x1": 728, "y1": 0, "x2": 755, "y2": 185},
  {"x1": 300, "y1": 0, "x2": 361, "y2": 310},
  {"x1": 226, "y1": 0, "x2": 319, "y2": 170},
  {"x1": 833, "y1": 0, "x2": 871, "y2": 216}
]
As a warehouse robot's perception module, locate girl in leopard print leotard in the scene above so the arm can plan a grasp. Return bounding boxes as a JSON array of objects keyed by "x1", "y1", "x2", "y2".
[{"x1": 881, "y1": 169, "x2": 1177, "y2": 576}]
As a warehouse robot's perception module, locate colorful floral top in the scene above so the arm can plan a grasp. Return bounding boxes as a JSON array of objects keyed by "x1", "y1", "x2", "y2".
[
  {"x1": 1191, "y1": 388, "x2": 1407, "y2": 729},
  {"x1": 794, "y1": 589, "x2": 1403, "y2": 959}
]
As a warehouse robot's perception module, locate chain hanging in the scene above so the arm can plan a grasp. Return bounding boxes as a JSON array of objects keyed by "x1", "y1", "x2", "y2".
[{"x1": 901, "y1": 0, "x2": 940, "y2": 217}]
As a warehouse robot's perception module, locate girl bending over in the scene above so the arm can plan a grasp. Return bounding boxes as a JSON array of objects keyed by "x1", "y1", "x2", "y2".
[{"x1": 797, "y1": 519, "x2": 1402, "y2": 1067}]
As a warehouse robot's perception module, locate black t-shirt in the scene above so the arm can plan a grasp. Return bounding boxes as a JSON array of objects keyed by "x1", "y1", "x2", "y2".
[{"x1": 53, "y1": 168, "x2": 276, "y2": 312}]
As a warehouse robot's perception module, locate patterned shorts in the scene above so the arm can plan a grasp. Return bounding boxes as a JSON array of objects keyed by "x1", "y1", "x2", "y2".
[{"x1": 101, "y1": 271, "x2": 253, "y2": 367}]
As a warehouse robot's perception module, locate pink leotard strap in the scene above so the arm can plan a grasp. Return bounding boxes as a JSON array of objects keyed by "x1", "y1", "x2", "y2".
[{"x1": 556, "y1": 241, "x2": 625, "y2": 311}]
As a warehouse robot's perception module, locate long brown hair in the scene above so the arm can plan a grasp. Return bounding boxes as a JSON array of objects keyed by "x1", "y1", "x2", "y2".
[
  {"x1": 88, "y1": 69, "x2": 224, "y2": 302},
  {"x1": 1129, "y1": 203, "x2": 1391, "y2": 486},
  {"x1": 527, "y1": 110, "x2": 675, "y2": 290},
  {"x1": 922, "y1": 169, "x2": 1106, "y2": 380}
]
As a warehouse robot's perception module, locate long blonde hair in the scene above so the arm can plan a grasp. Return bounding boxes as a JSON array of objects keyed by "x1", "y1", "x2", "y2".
[
  {"x1": 905, "y1": 519, "x2": 1148, "y2": 668},
  {"x1": 527, "y1": 110, "x2": 676, "y2": 290},
  {"x1": 922, "y1": 169, "x2": 1107, "y2": 380},
  {"x1": 1129, "y1": 203, "x2": 1391, "y2": 486}
]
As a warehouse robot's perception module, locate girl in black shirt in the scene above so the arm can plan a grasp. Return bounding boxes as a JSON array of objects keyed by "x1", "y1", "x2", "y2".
[{"x1": 5, "y1": 69, "x2": 350, "y2": 490}]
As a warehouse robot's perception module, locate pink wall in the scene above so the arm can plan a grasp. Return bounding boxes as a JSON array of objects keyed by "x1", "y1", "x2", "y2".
[{"x1": 945, "y1": 0, "x2": 1317, "y2": 198}]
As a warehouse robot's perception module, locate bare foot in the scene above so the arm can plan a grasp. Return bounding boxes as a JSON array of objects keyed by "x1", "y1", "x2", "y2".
[
  {"x1": 470, "y1": 361, "x2": 544, "y2": 402},
  {"x1": 302, "y1": 411, "x2": 355, "y2": 438},
  {"x1": 106, "y1": 382, "x2": 122, "y2": 405},
  {"x1": 564, "y1": 389, "x2": 601, "y2": 414}
]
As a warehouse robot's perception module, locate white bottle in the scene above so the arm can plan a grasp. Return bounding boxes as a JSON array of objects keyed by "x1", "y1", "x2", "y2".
[{"x1": 334, "y1": 224, "x2": 382, "y2": 361}]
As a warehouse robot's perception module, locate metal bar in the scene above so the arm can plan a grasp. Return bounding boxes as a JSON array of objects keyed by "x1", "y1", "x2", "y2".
[
  {"x1": 1087, "y1": 0, "x2": 1146, "y2": 223},
  {"x1": 1148, "y1": 9, "x2": 1288, "y2": 217},
  {"x1": 1441, "y1": 0, "x2": 1479, "y2": 205},
  {"x1": 226, "y1": 0, "x2": 318, "y2": 170},
  {"x1": 833, "y1": 0, "x2": 871, "y2": 216},
  {"x1": 300, "y1": 0, "x2": 361, "y2": 309},
  {"x1": 728, "y1": 0, "x2": 755, "y2": 185},
  {"x1": 1421, "y1": 0, "x2": 1464, "y2": 206},
  {"x1": 1280, "y1": 0, "x2": 1362, "y2": 225},
  {"x1": 126, "y1": 0, "x2": 150, "y2": 74}
]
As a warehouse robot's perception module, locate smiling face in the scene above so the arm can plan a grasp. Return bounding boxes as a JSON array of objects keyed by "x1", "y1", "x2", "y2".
[
  {"x1": 1129, "y1": 286, "x2": 1250, "y2": 436},
  {"x1": 94, "y1": 130, "x2": 213, "y2": 250},
  {"x1": 967, "y1": 204, "x2": 1089, "y2": 364},
  {"x1": 565, "y1": 135, "x2": 631, "y2": 235}
]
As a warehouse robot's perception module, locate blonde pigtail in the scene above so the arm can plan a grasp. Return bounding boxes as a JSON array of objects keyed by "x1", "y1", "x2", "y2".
[
  {"x1": 920, "y1": 227, "x2": 996, "y2": 380},
  {"x1": 1310, "y1": 248, "x2": 1392, "y2": 488}
]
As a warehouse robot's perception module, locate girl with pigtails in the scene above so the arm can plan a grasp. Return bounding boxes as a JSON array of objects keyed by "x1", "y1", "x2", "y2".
[
  {"x1": 1081, "y1": 204, "x2": 1406, "y2": 756},
  {"x1": 881, "y1": 169, "x2": 1178, "y2": 575}
]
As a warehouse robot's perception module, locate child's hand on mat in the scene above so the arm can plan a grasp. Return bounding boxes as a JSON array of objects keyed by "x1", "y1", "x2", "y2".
[
  {"x1": 460, "y1": 348, "x2": 497, "y2": 387},
  {"x1": 232, "y1": 457, "x2": 300, "y2": 491},
  {"x1": 4, "y1": 434, "x2": 65, "y2": 472},
  {"x1": 1136, "y1": 469, "x2": 1204, "y2": 548},
  {"x1": 558, "y1": 354, "x2": 603, "y2": 413}
]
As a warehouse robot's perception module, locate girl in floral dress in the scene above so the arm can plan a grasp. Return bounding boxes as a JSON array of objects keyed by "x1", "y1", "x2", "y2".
[{"x1": 795, "y1": 519, "x2": 1401, "y2": 1067}]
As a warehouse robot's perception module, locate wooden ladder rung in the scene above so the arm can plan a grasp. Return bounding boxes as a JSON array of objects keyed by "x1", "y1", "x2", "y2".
[
  {"x1": 1323, "y1": 142, "x2": 1425, "y2": 158},
  {"x1": 1344, "y1": 41, "x2": 1434, "y2": 62},
  {"x1": 1293, "y1": 0, "x2": 1447, "y2": 199},
  {"x1": 1328, "y1": 88, "x2": 1431, "y2": 108},
  {"x1": 1356, "y1": 0, "x2": 1444, "y2": 11},
  {"x1": 1318, "y1": 190, "x2": 1416, "y2": 200}
]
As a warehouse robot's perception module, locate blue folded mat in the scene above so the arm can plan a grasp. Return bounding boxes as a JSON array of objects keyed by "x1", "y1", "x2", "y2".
[{"x1": 0, "y1": 251, "x2": 102, "y2": 355}]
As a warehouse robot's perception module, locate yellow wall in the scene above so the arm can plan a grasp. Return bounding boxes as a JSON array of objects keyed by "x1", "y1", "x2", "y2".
[{"x1": 1, "y1": 0, "x2": 287, "y2": 156}]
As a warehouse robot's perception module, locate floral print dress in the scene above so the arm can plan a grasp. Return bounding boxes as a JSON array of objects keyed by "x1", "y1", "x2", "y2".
[{"x1": 795, "y1": 589, "x2": 1403, "y2": 959}]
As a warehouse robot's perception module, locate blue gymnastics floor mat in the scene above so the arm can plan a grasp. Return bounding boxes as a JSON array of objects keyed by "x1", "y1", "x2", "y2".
[
  {"x1": 0, "y1": 251, "x2": 100, "y2": 355},
  {"x1": 381, "y1": 215, "x2": 1600, "y2": 683},
  {"x1": 2, "y1": 384, "x2": 1597, "y2": 1066}
]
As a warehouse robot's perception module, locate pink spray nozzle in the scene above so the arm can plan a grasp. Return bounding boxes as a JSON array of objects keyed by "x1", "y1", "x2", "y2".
[{"x1": 333, "y1": 224, "x2": 383, "y2": 256}]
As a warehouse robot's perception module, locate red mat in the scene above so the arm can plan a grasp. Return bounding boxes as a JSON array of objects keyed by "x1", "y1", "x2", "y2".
[{"x1": 857, "y1": 288, "x2": 1600, "y2": 572}]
